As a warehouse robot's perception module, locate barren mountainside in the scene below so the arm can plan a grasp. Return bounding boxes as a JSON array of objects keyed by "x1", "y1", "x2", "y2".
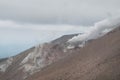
[
  {"x1": 0, "y1": 26, "x2": 120, "y2": 80},
  {"x1": 0, "y1": 33, "x2": 80, "y2": 80},
  {"x1": 26, "y1": 27, "x2": 120, "y2": 80}
]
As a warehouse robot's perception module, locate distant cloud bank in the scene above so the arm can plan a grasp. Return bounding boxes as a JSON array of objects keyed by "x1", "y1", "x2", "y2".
[{"x1": 0, "y1": 20, "x2": 90, "y2": 58}]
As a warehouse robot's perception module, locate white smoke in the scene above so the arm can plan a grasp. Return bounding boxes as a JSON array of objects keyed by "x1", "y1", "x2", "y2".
[{"x1": 68, "y1": 16, "x2": 120, "y2": 46}]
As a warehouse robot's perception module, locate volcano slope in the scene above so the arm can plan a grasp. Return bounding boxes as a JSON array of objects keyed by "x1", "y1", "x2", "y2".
[
  {"x1": 0, "y1": 33, "x2": 79, "y2": 80},
  {"x1": 26, "y1": 27, "x2": 120, "y2": 80}
]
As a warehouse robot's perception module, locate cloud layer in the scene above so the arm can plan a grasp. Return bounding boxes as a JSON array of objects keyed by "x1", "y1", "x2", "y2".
[{"x1": 0, "y1": 0, "x2": 120, "y2": 25}]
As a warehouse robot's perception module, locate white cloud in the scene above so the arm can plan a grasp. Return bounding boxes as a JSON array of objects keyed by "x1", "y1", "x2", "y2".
[
  {"x1": 0, "y1": 20, "x2": 89, "y2": 32},
  {"x1": 0, "y1": 19, "x2": 91, "y2": 46},
  {"x1": 0, "y1": 0, "x2": 120, "y2": 25}
]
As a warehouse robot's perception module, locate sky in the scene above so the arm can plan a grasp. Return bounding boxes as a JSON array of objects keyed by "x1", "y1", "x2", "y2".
[{"x1": 0, "y1": 0, "x2": 120, "y2": 58}]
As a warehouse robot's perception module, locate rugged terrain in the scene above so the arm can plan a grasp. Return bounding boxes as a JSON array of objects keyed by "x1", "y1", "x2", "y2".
[
  {"x1": 26, "y1": 27, "x2": 120, "y2": 80},
  {"x1": 0, "y1": 33, "x2": 80, "y2": 80}
]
